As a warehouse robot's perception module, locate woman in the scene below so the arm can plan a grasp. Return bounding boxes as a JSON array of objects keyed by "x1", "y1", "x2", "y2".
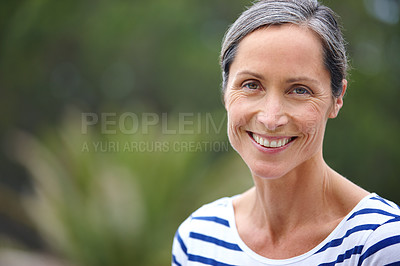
[{"x1": 172, "y1": 1, "x2": 400, "y2": 265}]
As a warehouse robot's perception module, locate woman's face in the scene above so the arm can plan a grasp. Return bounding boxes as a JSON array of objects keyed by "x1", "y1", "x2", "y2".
[{"x1": 224, "y1": 24, "x2": 345, "y2": 179}]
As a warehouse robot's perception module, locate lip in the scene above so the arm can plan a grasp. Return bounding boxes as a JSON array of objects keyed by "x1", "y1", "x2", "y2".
[{"x1": 247, "y1": 131, "x2": 296, "y2": 153}]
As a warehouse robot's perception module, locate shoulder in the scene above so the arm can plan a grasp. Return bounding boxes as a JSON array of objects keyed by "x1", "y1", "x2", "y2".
[
  {"x1": 347, "y1": 193, "x2": 400, "y2": 222},
  {"x1": 313, "y1": 194, "x2": 400, "y2": 265},
  {"x1": 191, "y1": 196, "x2": 233, "y2": 223},
  {"x1": 172, "y1": 196, "x2": 237, "y2": 265},
  {"x1": 175, "y1": 196, "x2": 234, "y2": 240},
  {"x1": 355, "y1": 194, "x2": 400, "y2": 265}
]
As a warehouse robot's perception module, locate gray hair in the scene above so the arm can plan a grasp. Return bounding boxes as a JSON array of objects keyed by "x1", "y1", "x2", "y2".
[{"x1": 220, "y1": 0, "x2": 348, "y2": 97}]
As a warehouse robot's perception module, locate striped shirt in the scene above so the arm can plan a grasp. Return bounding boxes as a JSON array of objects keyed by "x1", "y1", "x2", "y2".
[{"x1": 172, "y1": 193, "x2": 400, "y2": 265}]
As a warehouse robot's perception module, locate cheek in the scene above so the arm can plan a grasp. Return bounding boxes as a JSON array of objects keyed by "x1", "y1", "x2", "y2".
[
  {"x1": 225, "y1": 92, "x2": 251, "y2": 143},
  {"x1": 226, "y1": 105, "x2": 245, "y2": 140},
  {"x1": 225, "y1": 92, "x2": 249, "y2": 127},
  {"x1": 296, "y1": 102, "x2": 329, "y2": 136}
]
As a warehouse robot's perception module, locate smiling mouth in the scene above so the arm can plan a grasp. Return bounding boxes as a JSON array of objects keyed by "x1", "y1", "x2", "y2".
[{"x1": 249, "y1": 132, "x2": 297, "y2": 148}]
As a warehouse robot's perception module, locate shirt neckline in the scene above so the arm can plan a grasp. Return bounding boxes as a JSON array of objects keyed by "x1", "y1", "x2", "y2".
[{"x1": 227, "y1": 192, "x2": 376, "y2": 265}]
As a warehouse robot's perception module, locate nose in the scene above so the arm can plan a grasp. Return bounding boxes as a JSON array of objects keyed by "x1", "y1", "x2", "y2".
[{"x1": 256, "y1": 93, "x2": 288, "y2": 131}]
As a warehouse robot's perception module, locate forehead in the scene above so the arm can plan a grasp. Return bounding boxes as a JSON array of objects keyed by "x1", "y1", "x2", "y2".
[{"x1": 230, "y1": 24, "x2": 326, "y2": 78}]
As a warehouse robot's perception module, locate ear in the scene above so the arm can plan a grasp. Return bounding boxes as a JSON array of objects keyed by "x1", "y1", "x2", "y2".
[{"x1": 329, "y1": 79, "x2": 347, "y2": 119}]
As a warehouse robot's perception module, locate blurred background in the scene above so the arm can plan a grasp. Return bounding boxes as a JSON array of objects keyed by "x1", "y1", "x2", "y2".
[{"x1": 0, "y1": 0, "x2": 399, "y2": 265}]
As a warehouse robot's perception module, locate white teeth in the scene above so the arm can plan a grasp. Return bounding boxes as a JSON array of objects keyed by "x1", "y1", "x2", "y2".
[
  {"x1": 270, "y1": 140, "x2": 277, "y2": 147},
  {"x1": 263, "y1": 138, "x2": 269, "y2": 147},
  {"x1": 252, "y1": 133, "x2": 291, "y2": 148}
]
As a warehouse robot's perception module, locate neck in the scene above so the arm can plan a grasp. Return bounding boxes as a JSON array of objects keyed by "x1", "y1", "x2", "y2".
[
  {"x1": 248, "y1": 152, "x2": 339, "y2": 240},
  {"x1": 233, "y1": 152, "x2": 370, "y2": 255}
]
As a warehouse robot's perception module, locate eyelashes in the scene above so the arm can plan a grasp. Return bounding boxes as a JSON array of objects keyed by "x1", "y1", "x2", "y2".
[
  {"x1": 241, "y1": 80, "x2": 313, "y2": 96},
  {"x1": 289, "y1": 86, "x2": 312, "y2": 95},
  {"x1": 242, "y1": 81, "x2": 260, "y2": 90}
]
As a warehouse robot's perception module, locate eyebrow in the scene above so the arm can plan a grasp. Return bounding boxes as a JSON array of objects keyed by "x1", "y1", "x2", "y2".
[
  {"x1": 235, "y1": 70, "x2": 265, "y2": 80},
  {"x1": 286, "y1": 77, "x2": 320, "y2": 85}
]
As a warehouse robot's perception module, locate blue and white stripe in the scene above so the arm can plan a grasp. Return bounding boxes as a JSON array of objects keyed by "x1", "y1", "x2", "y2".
[{"x1": 172, "y1": 194, "x2": 400, "y2": 265}]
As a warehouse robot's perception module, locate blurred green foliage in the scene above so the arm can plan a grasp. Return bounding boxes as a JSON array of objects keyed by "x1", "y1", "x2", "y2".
[
  {"x1": 0, "y1": 0, "x2": 399, "y2": 265},
  {"x1": 10, "y1": 109, "x2": 251, "y2": 265}
]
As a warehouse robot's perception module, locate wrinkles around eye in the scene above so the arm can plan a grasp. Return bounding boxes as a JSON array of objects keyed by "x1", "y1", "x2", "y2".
[
  {"x1": 291, "y1": 87, "x2": 311, "y2": 95},
  {"x1": 242, "y1": 81, "x2": 261, "y2": 90}
]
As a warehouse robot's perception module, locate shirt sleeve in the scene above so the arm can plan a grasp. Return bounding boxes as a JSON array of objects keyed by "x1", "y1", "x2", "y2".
[
  {"x1": 172, "y1": 216, "x2": 192, "y2": 266},
  {"x1": 358, "y1": 216, "x2": 400, "y2": 265}
]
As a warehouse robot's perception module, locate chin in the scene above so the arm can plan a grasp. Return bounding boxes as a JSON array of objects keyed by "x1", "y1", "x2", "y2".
[
  {"x1": 250, "y1": 170, "x2": 289, "y2": 180},
  {"x1": 247, "y1": 160, "x2": 291, "y2": 180}
]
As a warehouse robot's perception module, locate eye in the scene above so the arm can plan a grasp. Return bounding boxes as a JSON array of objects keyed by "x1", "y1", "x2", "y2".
[
  {"x1": 290, "y1": 86, "x2": 311, "y2": 95},
  {"x1": 242, "y1": 81, "x2": 260, "y2": 90}
]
